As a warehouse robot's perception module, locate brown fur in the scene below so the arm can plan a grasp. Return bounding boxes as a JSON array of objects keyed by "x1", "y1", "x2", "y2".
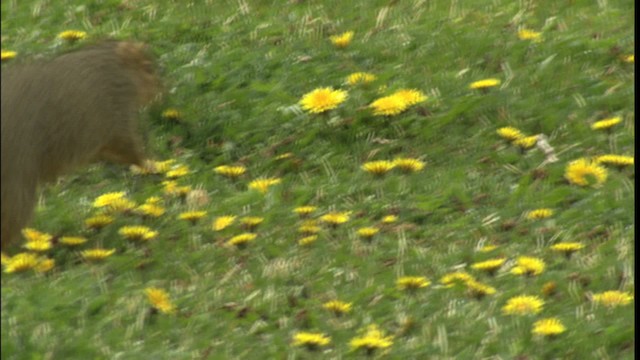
[{"x1": 1, "y1": 41, "x2": 162, "y2": 251}]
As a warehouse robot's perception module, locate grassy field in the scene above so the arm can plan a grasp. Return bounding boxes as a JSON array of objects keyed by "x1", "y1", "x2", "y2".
[{"x1": 1, "y1": 0, "x2": 635, "y2": 359}]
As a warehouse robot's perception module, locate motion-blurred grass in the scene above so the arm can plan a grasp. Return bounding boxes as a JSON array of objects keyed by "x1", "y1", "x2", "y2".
[{"x1": 1, "y1": 0, "x2": 634, "y2": 359}]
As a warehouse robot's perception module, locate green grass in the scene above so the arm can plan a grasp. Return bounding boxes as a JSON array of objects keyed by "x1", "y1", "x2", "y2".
[{"x1": 1, "y1": 0, "x2": 634, "y2": 359}]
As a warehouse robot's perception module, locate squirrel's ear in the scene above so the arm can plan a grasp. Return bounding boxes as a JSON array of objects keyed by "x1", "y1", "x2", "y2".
[
  {"x1": 132, "y1": 42, "x2": 148, "y2": 52},
  {"x1": 115, "y1": 41, "x2": 154, "y2": 70},
  {"x1": 115, "y1": 42, "x2": 148, "y2": 58}
]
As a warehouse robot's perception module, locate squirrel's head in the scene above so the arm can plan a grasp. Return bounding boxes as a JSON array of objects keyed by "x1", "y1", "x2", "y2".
[{"x1": 115, "y1": 41, "x2": 164, "y2": 106}]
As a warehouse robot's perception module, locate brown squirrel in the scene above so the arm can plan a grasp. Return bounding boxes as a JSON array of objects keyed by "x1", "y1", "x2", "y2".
[{"x1": 1, "y1": 40, "x2": 162, "y2": 251}]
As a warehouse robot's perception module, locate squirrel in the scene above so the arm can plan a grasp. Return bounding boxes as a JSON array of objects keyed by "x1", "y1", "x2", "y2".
[{"x1": 1, "y1": 40, "x2": 162, "y2": 251}]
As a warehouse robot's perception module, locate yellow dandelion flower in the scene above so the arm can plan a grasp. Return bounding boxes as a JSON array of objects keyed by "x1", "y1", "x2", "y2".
[
  {"x1": 469, "y1": 78, "x2": 501, "y2": 90},
  {"x1": 397, "y1": 276, "x2": 431, "y2": 291},
  {"x1": 119, "y1": 226, "x2": 158, "y2": 241},
  {"x1": 526, "y1": 208, "x2": 554, "y2": 220},
  {"x1": 275, "y1": 152, "x2": 294, "y2": 160},
  {"x1": 350, "y1": 324, "x2": 394, "y2": 353},
  {"x1": 623, "y1": 54, "x2": 634, "y2": 63},
  {"x1": 24, "y1": 240, "x2": 53, "y2": 252},
  {"x1": 93, "y1": 191, "x2": 128, "y2": 207},
  {"x1": 0, "y1": 252, "x2": 9, "y2": 265},
  {"x1": 163, "y1": 180, "x2": 192, "y2": 197},
  {"x1": 214, "y1": 165, "x2": 247, "y2": 178},
  {"x1": 471, "y1": 258, "x2": 506, "y2": 275},
  {"x1": 511, "y1": 256, "x2": 545, "y2": 276},
  {"x1": 393, "y1": 158, "x2": 425, "y2": 173},
  {"x1": 595, "y1": 155, "x2": 634, "y2": 167},
  {"x1": 479, "y1": 245, "x2": 499, "y2": 252},
  {"x1": 370, "y1": 95, "x2": 408, "y2": 116},
  {"x1": 591, "y1": 116, "x2": 622, "y2": 130},
  {"x1": 166, "y1": 165, "x2": 190, "y2": 179},
  {"x1": 541, "y1": 281, "x2": 557, "y2": 297},
  {"x1": 513, "y1": 135, "x2": 539, "y2": 149},
  {"x1": 357, "y1": 227, "x2": 379, "y2": 239},
  {"x1": 323, "y1": 300, "x2": 352, "y2": 316},
  {"x1": 381, "y1": 215, "x2": 398, "y2": 224},
  {"x1": 299, "y1": 222, "x2": 321, "y2": 235},
  {"x1": 362, "y1": 160, "x2": 395, "y2": 175},
  {"x1": 178, "y1": 211, "x2": 207, "y2": 224},
  {"x1": 293, "y1": 206, "x2": 317, "y2": 217},
  {"x1": 346, "y1": 72, "x2": 377, "y2": 85},
  {"x1": 58, "y1": 30, "x2": 87, "y2": 41},
  {"x1": 106, "y1": 198, "x2": 137, "y2": 213},
  {"x1": 550, "y1": 242, "x2": 584, "y2": 257},
  {"x1": 330, "y1": 31, "x2": 354, "y2": 48},
  {"x1": 320, "y1": 212, "x2": 350, "y2": 226},
  {"x1": 85, "y1": 214, "x2": 115, "y2": 230},
  {"x1": 392, "y1": 89, "x2": 428, "y2": 106},
  {"x1": 292, "y1": 332, "x2": 331, "y2": 350},
  {"x1": 35, "y1": 258, "x2": 55, "y2": 273},
  {"x1": 227, "y1": 233, "x2": 257, "y2": 248},
  {"x1": 143, "y1": 201, "x2": 165, "y2": 213},
  {"x1": 565, "y1": 158, "x2": 608, "y2": 187},
  {"x1": 240, "y1": 217, "x2": 263, "y2": 230},
  {"x1": 592, "y1": 290, "x2": 634, "y2": 308},
  {"x1": 299, "y1": 87, "x2": 348, "y2": 114},
  {"x1": 497, "y1": 127, "x2": 525, "y2": 141},
  {"x1": 466, "y1": 279, "x2": 497, "y2": 298},
  {"x1": 248, "y1": 177, "x2": 282, "y2": 193},
  {"x1": 144, "y1": 196, "x2": 163, "y2": 205},
  {"x1": 145, "y1": 287, "x2": 177, "y2": 314},
  {"x1": 298, "y1": 235, "x2": 318, "y2": 246},
  {"x1": 518, "y1": 29, "x2": 542, "y2": 42},
  {"x1": 161, "y1": 108, "x2": 181, "y2": 120},
  {"x1": 502, "y1": 295, "x2": 544, "y2": 315},
  {"x1": 440, "y1": 271, "x2": 475, "y2": 287},
  {"x1": 136, "y1": 203, "x2": 166, "y2": 218},
  {"x1": 213, "y1": 216, "x2": 236, "y2": 231},
  {"x1": 81, "y1": 248, "x2": 116, "y2": 261},
  {"x1": 153, "y1": 159, "x2": 177, "y2": 173},
  {"x1": 176, "y1": 185, "x2": 192, "y2": 196},
  {"x1": 1, "y1": 50, "x2": 17, "y2": 61},
  {"x1": 60, "y1": 236, "x2": 88, "y2": 246},
  {"x1": 240, "y1": 217, "x2": 263, "y2": 226},
  {"x1": 532, "y1": 318, "x2": 566, "y2": 336},
  {"x1": 3, "y1": 253, "x2": 40, "y2": 273},
  {"x1": 162, "y1": 180, "x2": 178, "y2": 193},
  {"x1": 22, "y1": 228, "x2": 53, "y2": 243}
]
